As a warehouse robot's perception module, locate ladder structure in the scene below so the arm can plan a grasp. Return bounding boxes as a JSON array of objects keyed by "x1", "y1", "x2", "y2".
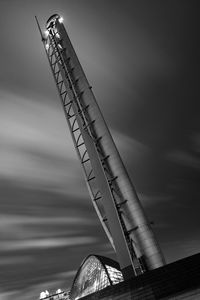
[{"x1": 36, "y1": 14, "x2": 165, "y2": 280}]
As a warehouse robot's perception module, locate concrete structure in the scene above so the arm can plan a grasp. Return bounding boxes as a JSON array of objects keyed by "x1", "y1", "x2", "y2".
[{"x1": 36, "y1": 13, "x2": 165, "y2": 280}]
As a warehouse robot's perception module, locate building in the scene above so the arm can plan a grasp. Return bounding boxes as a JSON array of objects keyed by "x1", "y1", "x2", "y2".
[{"x1": 36, "y1": 14, "x2": 200, "y2": 299}]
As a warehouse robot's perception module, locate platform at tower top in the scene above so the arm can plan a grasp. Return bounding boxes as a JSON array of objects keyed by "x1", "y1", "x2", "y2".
[{"x1": 78, "y1": 252, "x2": 200, "y2": 300}]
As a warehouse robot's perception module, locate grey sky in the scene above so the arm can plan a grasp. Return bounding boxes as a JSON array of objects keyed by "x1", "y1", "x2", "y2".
[{"x1": 0, "y1": 1, "x2": 198, "y2": 299}]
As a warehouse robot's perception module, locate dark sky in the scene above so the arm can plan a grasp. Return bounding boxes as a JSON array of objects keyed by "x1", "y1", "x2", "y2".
[{"x1": 0, "y1": 0, "x2": 199, "y2": 299}]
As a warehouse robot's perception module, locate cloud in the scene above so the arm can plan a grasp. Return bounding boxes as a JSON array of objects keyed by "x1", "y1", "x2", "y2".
[
  {"x1": 0, "y1": 214, "x2": 95, "y2": 226},
  {"x1": 138, "y1": 193, "x2": 174, "y2": 207},
  {"x1": 1, "y1": 236, "x2": 98, "y2": 251},
  {"x1": 0, "y1": 290, "x2": 18, "y2": 300},
  {"x1": 0, "y1": 213, "x2": 97, "y2": 243},
  {"x1": 0, "y1": 90, "x2": 86, "y2": 196},
  {"x1": 0, "y1": 256, "x2": 33, "y2": 266},
  {"x1": 0, "y1": 269, "x2": 75, "y2": 300},
  {"x1": 112, "y1": 130, "x2": 150, "y2": 163},
  {"x1": 166, "y1": 149, "x2": 200, "y2": 169}
]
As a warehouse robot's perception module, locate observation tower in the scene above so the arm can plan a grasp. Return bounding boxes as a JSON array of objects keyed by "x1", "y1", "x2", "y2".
[{"x1": 36, "y1": 13, "x2": 165, "y2": 280}]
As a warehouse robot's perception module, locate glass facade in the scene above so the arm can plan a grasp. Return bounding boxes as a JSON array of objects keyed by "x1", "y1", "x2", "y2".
[{"x1": 69, "y1": 255, "x2": 124, "y2": 300}]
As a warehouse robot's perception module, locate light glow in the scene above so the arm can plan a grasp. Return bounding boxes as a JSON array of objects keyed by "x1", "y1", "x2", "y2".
[
  {"x1": 44, "y1": 30, "x2": 49, "y2": 37},
  {"x1": 40, "y1": 291, "x2": 46, "y2": 299},
  {"x1": 58, "y1": 16, "x2": 64, "y2": 23},
  {"x1": 45, "y1": 44, "x2": 49, "y2": 50}
]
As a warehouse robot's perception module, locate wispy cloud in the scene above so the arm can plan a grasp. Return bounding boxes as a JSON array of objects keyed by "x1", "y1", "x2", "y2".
[
  {"x1": 0, "y1": 90, "x2": 86, "y2": 196},
  {"x1": 1, "y1": 236, "x2": 98, "y2": 251},
  {"x1": 0, "y1": 256, "x2": 33, "y2": 266},
  {"x1": 0, "y1": 214, "x2": 95, "y2": 226},
  {"x1": 138, "y1": 193, "x2": 174, "y2": 207},
  {"x1": 166, "y1": 149, "x2": 200, "y2": 169},
  {"x1": 112, "y1": 130, "x2": 150, "y2": 163}
]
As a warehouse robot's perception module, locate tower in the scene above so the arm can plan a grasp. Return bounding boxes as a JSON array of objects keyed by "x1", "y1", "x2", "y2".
[{"x1": 36, "y1": 14, "x2": 165, "y2": 279}]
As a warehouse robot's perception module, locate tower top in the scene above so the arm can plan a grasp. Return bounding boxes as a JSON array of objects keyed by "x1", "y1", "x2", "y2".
[{"x1": 46, "y1": 14, "x2": 63, "y2": 29}]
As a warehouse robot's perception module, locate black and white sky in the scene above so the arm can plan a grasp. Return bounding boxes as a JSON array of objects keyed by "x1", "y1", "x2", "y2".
[{"x1": 0, "y1": 0, "x2": 199, "y2": 299}]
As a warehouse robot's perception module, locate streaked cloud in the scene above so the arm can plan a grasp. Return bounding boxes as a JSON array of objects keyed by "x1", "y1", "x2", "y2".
[
  {"x1": 0, "y1": 214, "x2": 95, "y2": 226},
  {"x1": 0, "y1": 256, "x2": 33, "y2": 266},
  {"x1": 0, "y1": 90, "x2": 85, "y2": 196},
  {"x1": 138, "y1": 193, "x2": 174, "y2": 207},
  {"x1": 166, "y1": 149, "x2": 200, "y2": 169},
  {"x1": 112, "y1": 130, "x2": 150, "y2": 163},
  {"x1": 1, "y1": 236, "x2": 98, "y2": 251}
]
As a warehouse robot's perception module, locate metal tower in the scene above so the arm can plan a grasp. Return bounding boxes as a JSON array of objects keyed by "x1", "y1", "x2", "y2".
[{"x1": 36, "y1": 14, "x2": 165, "y2": 279}]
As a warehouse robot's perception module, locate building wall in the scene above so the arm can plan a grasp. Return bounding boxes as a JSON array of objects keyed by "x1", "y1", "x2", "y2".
[{"x1": 78, "y1": 253, "x2": 200, "y2": 300}]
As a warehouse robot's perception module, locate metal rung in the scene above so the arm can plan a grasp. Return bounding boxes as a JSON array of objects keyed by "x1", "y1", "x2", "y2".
[
  {"x1": 108, "y1": 176, "x2": 118, "y2": 184},
  {"x1": 78, "y1": 104, "x2": 89, "y2": 115},
  {"x1": 77, "y1": 91, "x2": 84, "y2": 98},
  {"x1": 57, "y1": 80, "x2": 63, "y2": 85},
  {"x1": 101, "y1": 155, "x2": 110, "y2": 162},
  {"x1": 68, "y1": 113, "x2": 75, "y2": 119},
  {"x1": 51, "y1": 61, "x2": 58, "y2": 66},
  {"x1": 87, "y1": 176, "x2": 95, "y2": 182},
  {"x1": 68, "y1": 114, "x2": 75, "y2": 120},
  {"x1": 50, "y1": 50, "x2": 58, "y2": 57},
  {"x1": 81, "y1": 158, "x2": 90, "y2": 164},
  {"x1": 64, "y1": 101, "x2": 72, "y2": 107},
  {"x1": 117, "y1": 200, "x2": 128, "y2": 208},
  {"x1": 77, "y1": 142, "x2": 84, "y2": 148},
  {"x1": 95, "y1": 136, "x2": 102, "y2": 144},
  {"x1": 60, "y1": 91, "x2": 67, "y2": 96},
  {"x1": 83, "y1": 120, "x2": 95, "y2": 130},
  {"x1": 94, "y1": 195, "x2": 102, "y2": 201},
  {"x1": 54, "y1": 70, "x2": 60, "y2": 76},
  {"x1": 127, "y1": 226, "x2": 139, "y2": 234},
  {"x1": 74, "y1": 78, "x2": 79, "y2": 84},
  {"x1": 72, "y1": 127, "x2": 79, "y2": 133}
]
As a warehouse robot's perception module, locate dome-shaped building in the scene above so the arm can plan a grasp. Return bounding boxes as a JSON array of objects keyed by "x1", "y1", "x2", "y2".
[{"x1": 69, "y1": 255, "x2": 124, "y2": 299}]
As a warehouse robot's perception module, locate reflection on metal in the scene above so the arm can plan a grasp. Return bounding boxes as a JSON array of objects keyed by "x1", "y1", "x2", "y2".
[
  {"x1": 70, "y1": 255, "x2": 123, "y2": 300},
  {"x1": 36, "y1": 14, "x2": 165, "y2": 279}
]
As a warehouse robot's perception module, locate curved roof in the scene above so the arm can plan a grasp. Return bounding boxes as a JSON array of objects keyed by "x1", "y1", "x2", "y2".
[{"x1": 70, "y1": 255, "x2": 123, "y2": 299}]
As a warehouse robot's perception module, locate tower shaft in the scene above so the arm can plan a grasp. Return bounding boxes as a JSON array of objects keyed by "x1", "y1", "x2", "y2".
[{"x1": 36, "y1": 14, "x2": 165, "y2": 279}]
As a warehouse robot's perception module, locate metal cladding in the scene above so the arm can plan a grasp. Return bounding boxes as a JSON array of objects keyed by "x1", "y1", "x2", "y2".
[{"x1": 36, "y1": 14, "x2": 165, "y2": 278}]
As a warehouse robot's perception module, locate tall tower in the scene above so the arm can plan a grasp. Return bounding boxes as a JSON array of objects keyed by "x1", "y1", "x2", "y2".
[{"x1": 36, "y1": 14, "x2": 165, "y2": 279}]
